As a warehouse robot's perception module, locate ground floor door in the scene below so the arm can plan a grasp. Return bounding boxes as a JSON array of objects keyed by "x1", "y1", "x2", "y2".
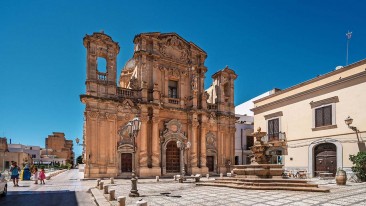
[
  {"x1": 315, "y1": 143, "x2": 336, "y2": 176},
  {"x1": 121, "y1": 153, "x2": 132, "y2": 172},
  {"x1": 207, "y1": 156, "x2": 214, "y2": 172},
  {"x1": 166, "y1": 141, "x2": 180, "y2": 173}
]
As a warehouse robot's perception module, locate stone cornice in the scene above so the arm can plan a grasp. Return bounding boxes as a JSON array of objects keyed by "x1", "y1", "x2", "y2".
[
  {"x1": 309, "y1": 96, "x2": 339, "y2": 108},
  {"x1": 252, "y1": 71, "x2": 366, "y2": 114},
  {"x1": 264, "y1": 111, "x2": 283, "y2": 120}
]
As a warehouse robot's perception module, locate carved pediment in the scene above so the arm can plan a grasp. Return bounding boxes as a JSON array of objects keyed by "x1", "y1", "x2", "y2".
[
  {"x1": 206, "y1": 132, "x2": 216, "y2": 149},
  {"x1": 159, "y1": 35, "x2": 190, "y2": 63},
  {"x1": 161, "y1": 119, "x2": 187, "y2": 143}
]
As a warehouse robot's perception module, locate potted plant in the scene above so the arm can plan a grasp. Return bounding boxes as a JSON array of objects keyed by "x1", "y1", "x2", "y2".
[{"x1": 335, "y1": 168, "x2": 347, "y2": 185}]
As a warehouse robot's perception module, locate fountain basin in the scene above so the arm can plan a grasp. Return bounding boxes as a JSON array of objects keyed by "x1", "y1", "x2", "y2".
[{"x1": 232, "y1": 164, "x2": 284, "y2": 178}]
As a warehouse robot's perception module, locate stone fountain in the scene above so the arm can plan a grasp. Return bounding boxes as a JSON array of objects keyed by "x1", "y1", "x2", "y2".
[
  {"x1": 197, "y1": 128, "x2": 330, "y2": 192},
  {"x1": 232, "y1": 127, "x2": 284, "y2": 178}
]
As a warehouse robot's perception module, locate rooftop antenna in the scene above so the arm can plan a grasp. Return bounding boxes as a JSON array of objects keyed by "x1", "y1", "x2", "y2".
[{"x1": 346, "y1": 31, "x2": 352, "y2": 65}]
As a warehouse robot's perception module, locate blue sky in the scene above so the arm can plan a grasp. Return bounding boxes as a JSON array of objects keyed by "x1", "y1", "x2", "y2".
[{"x1": 1, "y1": 0, "x2": 366, "y2": 156}]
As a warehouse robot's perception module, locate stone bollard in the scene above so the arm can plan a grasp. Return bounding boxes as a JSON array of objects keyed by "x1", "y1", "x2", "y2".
[
  {"x1": 104, "y1": 185, "x2": 109, "y2": 194},
  {"x1": 99, "y1": 181, "x2": 104, "y2": 190},
  {"x1": 110, "y1": 177, "x2": 114, "y2": 184},
  {"x1": 97, "y1": 179, "x2": 101, "y2": 187},
  {"x1": 109, "y1": 189, "x2": 115, "y2": 201},
  {"x1": 220, "y1": 173, "x2": 223, "y2": 178},
  {"x1": 136, "y1": 200, "x2": 148, "y2": 206},
  {"x1": 117, "y1": 196, "x2": 126, "y2": 206},
  {"x1": 156, "y1": 176, "x2": 159, "y2": 182},
  {"x1": 206, "y1": 174, "x2": 209, "y2": 179}
]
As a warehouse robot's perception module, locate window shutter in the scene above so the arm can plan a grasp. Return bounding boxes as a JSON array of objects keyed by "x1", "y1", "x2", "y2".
[
  {"x1": 323, "y1": 105, "x2": 332, "y2": 126},
  {"x1": 268, "y1": 120, "x2": 273, "y2": 135},
  {"x1": 315, "y1": 108, "x2": 323, "y2": 127},
  {"x1": 273, "y1": 119, "x2": 279, "y2": 134}
]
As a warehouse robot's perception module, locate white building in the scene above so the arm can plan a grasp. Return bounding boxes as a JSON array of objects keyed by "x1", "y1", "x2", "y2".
[
  {"x1": 252, "y1": 59, "x2": 366, "y2": 177},
  {"x1": 234, "y1": 90, "x2": 275, "y2": 165}
]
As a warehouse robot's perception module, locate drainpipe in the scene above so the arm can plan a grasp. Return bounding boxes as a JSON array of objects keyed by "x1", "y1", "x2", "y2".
[{"x1": 241, "y1": 129, "x2": 244, "y2": 165}]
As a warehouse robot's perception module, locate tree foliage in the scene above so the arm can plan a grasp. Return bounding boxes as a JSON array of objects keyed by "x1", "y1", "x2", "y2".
[
  {"x1": 349, "y1": 151, "x2": 366, "y2": 181},
  {"x1": 76, "y1": 155, "x2": 83, "y2": 164}
]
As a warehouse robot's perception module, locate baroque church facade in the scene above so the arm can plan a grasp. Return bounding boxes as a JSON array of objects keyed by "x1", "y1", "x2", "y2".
[{"x1": 81, "y1": 32, "x2": 237, "y2": 178}]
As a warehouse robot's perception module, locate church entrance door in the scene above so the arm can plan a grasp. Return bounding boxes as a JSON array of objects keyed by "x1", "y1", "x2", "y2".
[
  {"x1": 121, "y1": 153, "x2": 132, "y2": 172},
  {"x1": 207, "y1": 156, "x2": 214, "y2": 172},
  {"x1": 166, "y1": 141, "x2": 180, "y2": 173}
]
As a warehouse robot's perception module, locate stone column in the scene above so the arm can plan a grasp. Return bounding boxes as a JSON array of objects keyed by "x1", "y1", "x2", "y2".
[
  {"x1": 138, "y1": 112, "x2": 149, "y2": 176},
  {"x1": 200, "y1": 122, "x2": 208, "y2": 174},
  {"x1": 190, "y1": 120, "x2": 199, "y2": 173},
  {"x1": 150, "y1": 113, "x2": 161, "y2": 176}
]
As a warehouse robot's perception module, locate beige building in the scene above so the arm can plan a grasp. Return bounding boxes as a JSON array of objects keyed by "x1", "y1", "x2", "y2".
[
  {"x1": 81, "y1": 32, "x2": 237, "y2": 178},
  {"x1": 45, "y1": 132, "x2": 74, "y2": 165},
  {"x1": 252, "y1": 59, "x2": 366, "y2": 177},
  {"x1": 0, "y1": 138, "x2": 33, "y2": 171}
]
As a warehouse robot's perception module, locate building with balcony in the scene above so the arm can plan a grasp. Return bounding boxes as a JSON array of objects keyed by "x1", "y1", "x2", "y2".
[
  {"x1": 80, "y1": 32, "x2": 237, "y2": 178},
  {"x1": 252, "y1": 59, "x2": 366, "y2": 177}
]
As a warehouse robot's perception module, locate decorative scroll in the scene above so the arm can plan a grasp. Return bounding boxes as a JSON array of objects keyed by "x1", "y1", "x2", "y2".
[{"x1": 159, "y1": 36, "x2": 190, "y2": 62}]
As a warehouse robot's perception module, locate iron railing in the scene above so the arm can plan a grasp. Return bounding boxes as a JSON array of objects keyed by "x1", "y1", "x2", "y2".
[{"x1": 261, "y1": 132, "x2": 286, "y2": 143}]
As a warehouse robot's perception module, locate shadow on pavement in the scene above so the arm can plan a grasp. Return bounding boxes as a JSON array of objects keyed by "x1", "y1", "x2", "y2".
[{"x1": 0, "y1": 190, "x2": 79, "y2": 206}]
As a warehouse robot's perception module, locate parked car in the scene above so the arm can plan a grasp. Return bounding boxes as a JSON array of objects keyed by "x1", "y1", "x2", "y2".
[{"x1": 0, "y1": 173, "x2": 7, "y2": 197}]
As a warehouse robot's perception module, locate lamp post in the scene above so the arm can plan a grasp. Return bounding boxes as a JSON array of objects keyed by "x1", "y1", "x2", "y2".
[
  {"x1": 176, "y1": 140, "x2": 191, "y2": 183},
  {"x1": 127, "y1": 116, "x2": 141, "y2": 197},
  {"x1": 345, "y1": 116, "x2": 360, "y2": 142}
]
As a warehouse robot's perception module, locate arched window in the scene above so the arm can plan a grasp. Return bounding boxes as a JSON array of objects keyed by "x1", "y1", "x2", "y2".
[{"x1": 97, "y1": 57, "x2": 107, "y2": 73}]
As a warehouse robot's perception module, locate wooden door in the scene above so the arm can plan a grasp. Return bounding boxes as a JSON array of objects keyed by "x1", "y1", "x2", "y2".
[
  {"x1": 121, "y1": 153, "x2": 132, "y2": 172},
  {"x1": 166, "y1": 141, "x2": 180, "y2": 173},
  {"x1": 315, "y1": 143, "x2": 336, "y2": 176},
  {"x1": 206, "y1": 156, "x2": 214, "y2": 172}
]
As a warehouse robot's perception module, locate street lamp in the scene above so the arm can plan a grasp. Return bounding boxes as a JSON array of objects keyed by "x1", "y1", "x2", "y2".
[
  {"x1": 176, "y1": 140, "x2": 191, "y2": 183},
  {"x1": 345, "y1": 116, "x2": 360, "y2": 142},
  {"x1": 75, "y1": 137, "x2": 86, "y2": 146},
  {"x1": 128, "y1": 116, "x2": 141, "y2": 197}
]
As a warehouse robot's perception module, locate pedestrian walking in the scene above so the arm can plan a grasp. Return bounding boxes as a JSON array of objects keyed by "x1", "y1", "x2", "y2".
[
  {"x1": 32, "y1": 167, "x2": 39, "y2": 184},
  {"x1": 39, "y1": 167, "x2": 46, "y2": 184},
  {"x1": 10, "y1": 161, "x2": 20, "y2": 187}
]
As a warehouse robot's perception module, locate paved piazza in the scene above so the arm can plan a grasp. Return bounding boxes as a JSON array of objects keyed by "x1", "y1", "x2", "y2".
[
  {"x1": 98, "y1": 178, "x2": 366, "y2": 206},
  {"x1": 3, "y1": 170, "x2": 366, "y2": 206}
]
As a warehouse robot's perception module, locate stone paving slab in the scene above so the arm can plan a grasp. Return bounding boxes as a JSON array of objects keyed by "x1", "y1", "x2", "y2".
[{"x1": 88, "y1": 178, "x2": 366, "y2": 206}]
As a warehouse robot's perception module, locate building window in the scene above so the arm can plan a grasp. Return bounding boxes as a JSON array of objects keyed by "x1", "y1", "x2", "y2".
[
  {"x1": 310, "y1": 96, "x2": 338, "y2": 131},
  {"x1": 315, "y1": 105, "x2": 332, "y2": 127},
  {"x1": 268, "y1": 118, "x2": 279, "y2": 141},
  {"x1": 168, "y1": 80, "x2": 178, "y2": 98},
  {"x1": 32, "y1": 154, "x2": 36, "y2": 158},
  {"x1": 247, "y1": 136, "x2": 254, "y2": 149}
]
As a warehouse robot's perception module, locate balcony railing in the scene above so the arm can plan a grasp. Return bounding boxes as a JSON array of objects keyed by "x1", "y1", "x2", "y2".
[
  {"x1": 117, "y1": 87, "x2": 141, "y2": 99},
  {"x1": 261, "y1": 132, "x2": 286, "y2": 143},
  {"x1": 168, "y1": 98, "x2": 179, "y2": 105},
  {"x1": 97, "y1": 72, "x2": 107, "y2": 81},
  {"x1": 207, "y1": 103, "x2": 217, "y2": 110}
]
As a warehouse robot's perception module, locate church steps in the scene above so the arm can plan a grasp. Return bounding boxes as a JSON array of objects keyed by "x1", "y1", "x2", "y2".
[
  {"x1": 196, "y1": 182, "x2": 330, "y2": 192},
  {"x1": 212, "y1": 180, "x2": 319, "y2": 188}
]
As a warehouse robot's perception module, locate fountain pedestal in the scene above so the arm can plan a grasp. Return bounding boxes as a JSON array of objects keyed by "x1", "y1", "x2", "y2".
[{"x1": 232, "y1": 127, "x2": 285, "y2": 178}]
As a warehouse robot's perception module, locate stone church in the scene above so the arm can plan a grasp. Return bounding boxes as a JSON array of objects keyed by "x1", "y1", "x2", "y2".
[{"x1": 80, "y1": 32, "x2": 237, "y2": 178}]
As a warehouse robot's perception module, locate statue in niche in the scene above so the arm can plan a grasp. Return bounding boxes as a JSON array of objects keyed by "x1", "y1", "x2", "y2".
[
  {"x1": 129, "y1": 76, "x2": 138, "y2": 90},
  {"x1": 191, "y1": 74, "x2": 198, "y2": 90}
]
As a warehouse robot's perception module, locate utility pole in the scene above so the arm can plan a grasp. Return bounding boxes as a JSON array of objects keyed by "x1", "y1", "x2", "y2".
[{"x1": 346, "y1": 31, "x2": 352, "y2": 65}]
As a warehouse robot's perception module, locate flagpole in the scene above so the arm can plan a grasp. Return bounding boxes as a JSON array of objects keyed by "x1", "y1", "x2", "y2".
[{"x1": 346, "y1": 31, "x2": 352, "y2": 65}]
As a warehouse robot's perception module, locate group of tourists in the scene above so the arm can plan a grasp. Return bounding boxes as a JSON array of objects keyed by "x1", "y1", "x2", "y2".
[{"x1": 9, "y1": 161, "x2": 46, "y2": 187}]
